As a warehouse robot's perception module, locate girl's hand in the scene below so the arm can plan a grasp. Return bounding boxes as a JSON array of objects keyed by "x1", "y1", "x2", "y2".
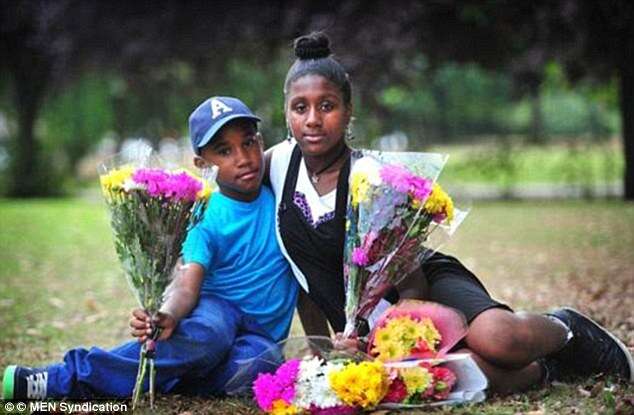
[
  {"x1": 333, "y1": 332, "x2": 366, "y2": 354},
  {"x1": 129, "y1": 308, "x2": 177, "y2": 342}
]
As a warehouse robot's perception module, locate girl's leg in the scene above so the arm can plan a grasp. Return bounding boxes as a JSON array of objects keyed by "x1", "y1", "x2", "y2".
[
  {"x1": 465, "y1": 308, "x2": 568, "y2": 369},
  {"x1": 455, "y1": 348, "x2": 543, "y2": 395}
]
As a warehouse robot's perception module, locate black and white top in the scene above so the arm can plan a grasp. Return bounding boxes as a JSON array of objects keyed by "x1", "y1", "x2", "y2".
[{"x1": 270, "y1": 140, "x2": 350, "y2": 330}]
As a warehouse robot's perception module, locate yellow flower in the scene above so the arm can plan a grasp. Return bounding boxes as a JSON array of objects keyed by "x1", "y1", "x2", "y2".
[
  {"x1": 270, "y1": 399, "x2": 299, "y2": 415},
  {"x1": 419, "y1": 317, "x2": 442, "y2": 351},
  {"x1": 99, "y1": 166, "x2": 134, "y2": 197},
  {"x1": 371, "y1": 316, "x2": 441, "y2": 361},
  {"x1": 423, "y1": 183, "x2": 454, "y2": 222},
  {"x1": 197, "y1": 180, "x2": 212, "y2": 200},
  {"x1": 400, "y1": 366, "x2": 433, "y2": 395},
  {"x1": 350, "y1": 172, "x2": 370, "y2": 207},
  {"x1": 329, "y1": 361, "x2": 388, "y2": 409}
]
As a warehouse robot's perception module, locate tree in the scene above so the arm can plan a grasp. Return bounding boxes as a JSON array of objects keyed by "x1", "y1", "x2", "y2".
[{"x1": 0, "y1": 0, "x2": 292, "y2": 196}]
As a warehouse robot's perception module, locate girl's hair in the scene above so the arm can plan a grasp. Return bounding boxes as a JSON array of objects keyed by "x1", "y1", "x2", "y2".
[{"x1": 284, "y1": 32, "x2": 352, "y2": 106}]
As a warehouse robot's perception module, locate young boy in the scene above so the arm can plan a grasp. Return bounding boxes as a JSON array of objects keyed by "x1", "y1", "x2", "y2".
[{"x1": 2, "y1": 96, "x2": 298, "y2": 400}]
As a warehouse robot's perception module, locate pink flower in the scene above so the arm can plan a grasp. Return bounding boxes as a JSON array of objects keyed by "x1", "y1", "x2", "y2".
[
  {"x1": 132, "y1": 169, "x2": 202, "y2": 202},
  {"x1": 252, "y1": 359, "x2": 301, "y2": 411},
  {"x1": 380, "y1": 164, "x2": 433, "y2": 201},
  {"x1": 430, "y1": 366, "x2": 457, "y2": 400},
  {"x1": 352, "y1": 247, "x2": 370, "y2": 266},
  {"x1": 253, "y1": 373, "x2": 281, "y2": 411},
  {"x1": 406, "y1": 176, "x2": 432, "y2": 200},
  {"x1": 382, "y1": 377, "x2": 408, "y2": 403},
  {"x1": 379, "y1": 164, "x2": 413, "y2": 194},
  {"x1": 276, "y1": 359, "x2": 300, "y2": 403}
]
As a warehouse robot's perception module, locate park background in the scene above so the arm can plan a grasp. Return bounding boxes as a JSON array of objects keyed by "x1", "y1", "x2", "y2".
[{"x1": 1, "y1": 1, "x2": 633, "y2": 414}]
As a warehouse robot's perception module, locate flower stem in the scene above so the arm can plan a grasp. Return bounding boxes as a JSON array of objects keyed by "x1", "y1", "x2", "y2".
[{"x1": 132, "y1": 346, "x2": 147, "y2": 410}]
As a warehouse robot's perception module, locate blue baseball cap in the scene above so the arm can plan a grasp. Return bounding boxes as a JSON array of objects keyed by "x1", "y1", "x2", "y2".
[{"x1": 189, "y1": 96, "x2": 261, "y2": 154}]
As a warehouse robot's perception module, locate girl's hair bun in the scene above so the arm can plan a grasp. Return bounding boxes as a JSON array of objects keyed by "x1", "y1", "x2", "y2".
[{"x1": 294, "y1": 32, "x2": 331, "y2": 60}]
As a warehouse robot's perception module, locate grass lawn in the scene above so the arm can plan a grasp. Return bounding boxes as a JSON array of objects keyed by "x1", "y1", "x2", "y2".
[{"x1": 0, "y1": 197, "x2": 633, "y2": 414}]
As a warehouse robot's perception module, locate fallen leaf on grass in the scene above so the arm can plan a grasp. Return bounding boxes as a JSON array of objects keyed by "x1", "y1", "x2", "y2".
[
  {"x1": 84, "y1": 311, "x2": 108, "y2": 323},
  {"x1": 48, "y1": 297, "x2": 65, "y2": 309},
  {"x1": 25, "y1": 328, "x2": 40, "y2": 336},
  {"x1": 84, "y1": 297, "x2": 99, "y2": 312},
  {"x1": 51, "y1": 321, "x2": 67, "y2": 330}
]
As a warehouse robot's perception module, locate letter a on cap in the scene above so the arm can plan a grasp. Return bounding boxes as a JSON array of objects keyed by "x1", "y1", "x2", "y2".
[{"x1": 210, "y1": 98, "x2": 233, "y2": 119}]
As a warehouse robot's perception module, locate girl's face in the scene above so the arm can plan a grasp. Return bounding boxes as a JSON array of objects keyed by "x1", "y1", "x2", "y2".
[{"x1": 286, "y1": 74, "x2": 351, "y2": 158}]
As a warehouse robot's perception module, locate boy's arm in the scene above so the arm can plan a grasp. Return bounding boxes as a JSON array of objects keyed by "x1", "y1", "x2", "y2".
[
  {"x1": 161, "y1": 262, "x2": 205, "y2": 322},
  {"x1": 130, "y1": 263, "x2": 204, "y2": 342},
  {"x1": 297, "y1": 290, "x2": 330, "y2": 337}
]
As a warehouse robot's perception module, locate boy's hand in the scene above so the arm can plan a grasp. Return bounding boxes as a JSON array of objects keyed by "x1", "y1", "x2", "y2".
[{"x1": 129, "y1": 308, "x2": 177, "y2": 342}]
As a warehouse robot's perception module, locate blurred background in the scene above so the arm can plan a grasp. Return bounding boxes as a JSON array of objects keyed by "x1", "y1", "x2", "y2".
[
  {"x1": 1, "y1": 5, "x2": 633, "y2": 412},
  {"x1": 0, "y1": 0, "x2": 633, "y2": 200}
]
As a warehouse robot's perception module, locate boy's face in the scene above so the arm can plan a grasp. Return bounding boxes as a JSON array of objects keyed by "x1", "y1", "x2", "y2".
[{"x1": 195, "y1": 120, "x2": 264, "y2": 202}]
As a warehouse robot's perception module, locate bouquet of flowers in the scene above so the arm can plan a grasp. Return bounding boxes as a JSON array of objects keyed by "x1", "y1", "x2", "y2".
[
  {"x1": 253, "y1": 308, "x2": 486, "y2": 414},
  {"x1": 99, "y1": 147, "x2": 214, "y2": 408},
  {"x1": 367, "y1": 300, "x2": 487, "y2": 408},
  {"x1": 367, "y1": 300, "x2": 467, "y2": 361},
  {"x1": 342, "y1": 151, "x2": 467, "y2": 338}
]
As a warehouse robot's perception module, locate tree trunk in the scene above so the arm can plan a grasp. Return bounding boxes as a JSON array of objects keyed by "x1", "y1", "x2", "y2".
[
  {"x1": 7, "y1": 64, "x2": 51, "y2": 197},
  {"x1": 620, "y1": 64, "x2": 634, "y2": 200},
  {"x1": 528, "y1": 82, "x2": 545, "y2": 145}
]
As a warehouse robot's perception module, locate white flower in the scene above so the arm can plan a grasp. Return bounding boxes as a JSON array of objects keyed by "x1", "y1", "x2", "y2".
[
  {"x1": 122, "y1": 178, "x2": 145, "y2": 192},
  {"x1": 293, "y1": 358, "x2": 345, "y2": 410},
  {"x1": 352, "y1": 156, "x2": 383, "y2": 186}
]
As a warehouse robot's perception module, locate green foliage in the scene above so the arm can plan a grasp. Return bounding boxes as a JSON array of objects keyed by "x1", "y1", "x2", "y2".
[
  {"x1": 376, "y1": 59, "x2": 620, "y2": 145},
  {"x1": 435, "y1": 142, "x2": 624, "y2": 187},
  {"x1": 41, "y1": 74, "x2": 114, "y2": 174}
]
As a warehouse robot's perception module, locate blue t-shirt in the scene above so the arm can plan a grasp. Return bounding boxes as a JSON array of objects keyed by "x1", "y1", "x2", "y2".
[{"x1": 182, "y1": 186, "x2": 298, "y2": 342}]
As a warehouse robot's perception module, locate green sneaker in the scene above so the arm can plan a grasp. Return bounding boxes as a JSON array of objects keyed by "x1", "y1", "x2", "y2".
[
  {"x1": 2, "y1": 365, "x2": 48, "y2": 400},
  {"x1": 2, "y1": 365, "x2": 16, "y2": 399}
]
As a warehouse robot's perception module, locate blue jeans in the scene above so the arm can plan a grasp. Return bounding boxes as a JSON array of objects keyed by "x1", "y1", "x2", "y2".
[{"x1": 43, "y1": 294, "x2": 283, "y2": 398}]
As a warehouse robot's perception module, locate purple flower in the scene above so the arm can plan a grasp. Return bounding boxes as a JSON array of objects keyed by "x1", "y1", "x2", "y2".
[
  {"x1": 379, "y1": 164, "x2": 413, "y2": 194},
  {"x1": 163, "y1": 172, "x2": 202, "y2": 202},
  {"x1": 132, "y1": 168, "x2": 202, "y2": 202},
  {"x1": 276, "y1": 359, "x2": 300, "y2": 403},
  {"x1": 380, "y1": 164, "x2": 432, "y2": 201},
  {"x1": 407, "y1": 175, "x2": 432, "y2": 200},
  {"x1": 352, "y1": 247, "x2": 370, "y2": 266},
  {"x1": 253, "y1": 373, "x2": 282, "y2": 411}
]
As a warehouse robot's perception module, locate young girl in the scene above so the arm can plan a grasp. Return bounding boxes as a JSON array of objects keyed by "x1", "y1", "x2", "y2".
[{"x1": 266, "y1": 31, "x2": 633, "y2": 394}]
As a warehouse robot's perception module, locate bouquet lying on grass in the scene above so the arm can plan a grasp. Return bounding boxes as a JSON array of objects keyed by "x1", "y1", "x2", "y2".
[
  {"x1": 343, "y1": 151, "x2": 467, "y2": 338},
  {"x1": 252, "y1": 301, "x2": 487, "y2": 413},
  {"x1": 99, "y1": 147, "x2": 214, "y2": 408}
]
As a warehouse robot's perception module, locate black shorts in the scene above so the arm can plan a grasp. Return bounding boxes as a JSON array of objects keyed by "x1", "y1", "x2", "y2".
[{"x1": 422, "y1": 252, "x2": 512, "y2": 323}]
